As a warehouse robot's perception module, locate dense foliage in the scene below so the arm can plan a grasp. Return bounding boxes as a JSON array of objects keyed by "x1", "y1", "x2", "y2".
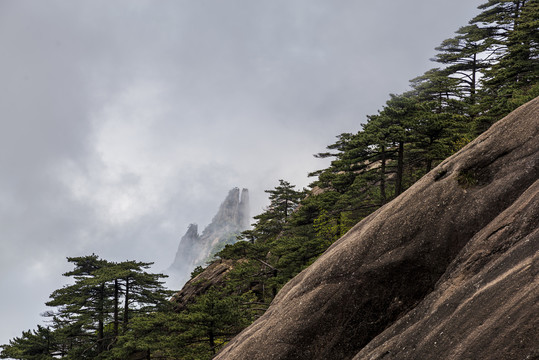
[
  {"x1": 1, "y1": 255, "x2": 172, "y2": 359},
  {"x1": 2, "y1": 1, "x2": 537, "y2": 359}
]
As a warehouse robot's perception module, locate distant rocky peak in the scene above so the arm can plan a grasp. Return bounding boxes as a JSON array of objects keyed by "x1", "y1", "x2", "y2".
[
  {"x1": 210, "y1": 188, "x2": 240, "y2": 226},
  {"x1": 239, "y1": 188, "x2": 250, "y2": 229},
  {"x1": 168, "y1": 187, "x2": 250, "y2": 287},
  {"x1": 209, "y1": 187, "x2": 249, "y2": 228},
  {"x1": 185, "y1": 223, "x2": 199, "y2": 238}
]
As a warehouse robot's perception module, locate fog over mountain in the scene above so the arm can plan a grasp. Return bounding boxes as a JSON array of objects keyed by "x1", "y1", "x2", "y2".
[
  {"x1": 0, "y1": 0, "x2": 481, "y2": 347},
  {"x1": 168, "y1": 188, "x2": 250, "y2": 287}
]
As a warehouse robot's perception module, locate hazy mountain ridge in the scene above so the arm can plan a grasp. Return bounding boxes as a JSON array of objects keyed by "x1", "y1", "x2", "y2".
[{"x1": 168, "y1": 188, "x2": 249, "y2": 286}]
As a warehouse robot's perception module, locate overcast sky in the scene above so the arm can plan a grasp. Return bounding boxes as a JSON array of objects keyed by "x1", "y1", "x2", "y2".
[{"x1": 0, "y1": 0, "x2": 481, "y2": 346}]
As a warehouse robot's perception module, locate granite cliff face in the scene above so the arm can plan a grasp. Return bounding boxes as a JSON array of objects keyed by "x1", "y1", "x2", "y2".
[
  {"x1": 215, "y1": 98, "x2": 539, "y2": 359},
  {"x1": 169, "y1": 188, "x2": 249, "y2": 286}
]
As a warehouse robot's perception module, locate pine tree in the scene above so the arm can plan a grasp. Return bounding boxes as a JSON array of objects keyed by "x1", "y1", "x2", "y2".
[
  {"x1": 265, "y1": 180, "x2": 305, "y2": 221},
  {"x1": 361, "y1": 115, "x2": 396, "y2": 203},
  {"x1": 38, "y1": 255, "x2": 171, "y2": 358},
  {"x1": 0, "y1": 325, "x2": 57, "y2": 360},
  {"x1": 377, "y1": 93, "x2": 418, "y2": 196},
  {"x1": 109, "y1": 260, "x2": 172, "y2": 333},
  {"x1": 409, "y1": 69, "x2": 469, "y2": 172},
  {"x1": 179, "y1": 289, "x2": 248, "y2": 357},
  {"x1": 44, "y1": 255, "x2": 112, "y2": 357},
  {"x1": 432, "y1": 25, "x2": 491, "y2": 106},
  {"x1": 245, "y1": 180, "x2": 305, "y2": 242},
  {"x1": 470, "y1": 0, "x2": 538, "y2": 130}
]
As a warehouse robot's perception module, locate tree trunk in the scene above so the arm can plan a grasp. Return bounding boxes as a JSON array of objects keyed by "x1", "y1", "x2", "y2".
[
  {"x1": 395, "y1": 141, "x2": 405, "y2": 196},
  {"x1": 426, "y1": 159, "x2": 433, "y2": 173},
  {"x1": 98, "y1": 282, "x2": 105, "y2": 352},
  {"x1": 514, "y1": 1, "x2": 522, "y2": 27},
  {"x1": 272, "y1": 269, "x2": 278, "y2": 299},
  {"x1": 380, "y1": 145, "x2": 386, "y2": 204},
  {"x1": 471, "y1": 51, "x2": 477, "y2": 103},
  {"x1": 123, "y1": 277, "x2": 130, "y2": 332},
  {"x1": 209, "y1": 322, "x2": 216, "y2": 355},
  {"x1": 114, "y1": 279, "x2": 119, "y2": 338}
]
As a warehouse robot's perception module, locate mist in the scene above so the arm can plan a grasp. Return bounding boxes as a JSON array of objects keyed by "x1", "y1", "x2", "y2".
[{"x1": 0, "y1": 0, "x2": 481, "y2": 347}]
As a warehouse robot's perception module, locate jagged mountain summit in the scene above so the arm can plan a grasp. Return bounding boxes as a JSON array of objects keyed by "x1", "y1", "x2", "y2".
[
  {"x1": 168, "y1": 187, "x2": 249, "y2": 286},
  {"x1": 214, "y1": 98, "x2": 539, "y2": 359}
]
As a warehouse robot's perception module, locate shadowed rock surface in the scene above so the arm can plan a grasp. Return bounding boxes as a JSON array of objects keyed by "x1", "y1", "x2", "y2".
[
  {"x1": 355, "y1": 179, "x2": 539, "y2": 360},
  {"x1": 170, "y1": 259, "x2": 238, "y2": 310},
  {"x1": 215, "y1": 98, "x2": 539, "y2": 360}
]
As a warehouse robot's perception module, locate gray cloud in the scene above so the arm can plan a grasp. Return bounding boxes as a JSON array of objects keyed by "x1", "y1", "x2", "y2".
[{"x1": 0, "y1": 0, "x2": 481, "y2": 345}]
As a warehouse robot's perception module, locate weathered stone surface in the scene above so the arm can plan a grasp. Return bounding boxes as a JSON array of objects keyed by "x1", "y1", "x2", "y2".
[
  {"x1": 170, "y1": 259, "x2": 237, "y2": 310},
  {"x1": 354, "y1": 179, "x2": 539, "y2": 360},
  {"x1": 215, "y1": 98, "x2": 538, "y2": 360}
]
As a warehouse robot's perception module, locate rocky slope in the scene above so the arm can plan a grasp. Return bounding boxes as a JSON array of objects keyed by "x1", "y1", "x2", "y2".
[
  {"x1": 168, "y1": 188, "x2": 249, "y2": 286},
  {"x1": 170, "y1": 259, "x2": 238, "y2": 310},
  {"x1": 215, "y1": 98, "x2": 539, "y2": 359}
]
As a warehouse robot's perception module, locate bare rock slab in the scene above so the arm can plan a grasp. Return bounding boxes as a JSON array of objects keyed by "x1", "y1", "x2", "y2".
[{"x1": 215, "y1": 97, "x2": 539, "y2": 360}]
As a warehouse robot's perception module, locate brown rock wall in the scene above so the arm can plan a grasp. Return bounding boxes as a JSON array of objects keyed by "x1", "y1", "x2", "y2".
[{"x1": 215, "y1": 98, "x2": 539, "y2": 360}]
